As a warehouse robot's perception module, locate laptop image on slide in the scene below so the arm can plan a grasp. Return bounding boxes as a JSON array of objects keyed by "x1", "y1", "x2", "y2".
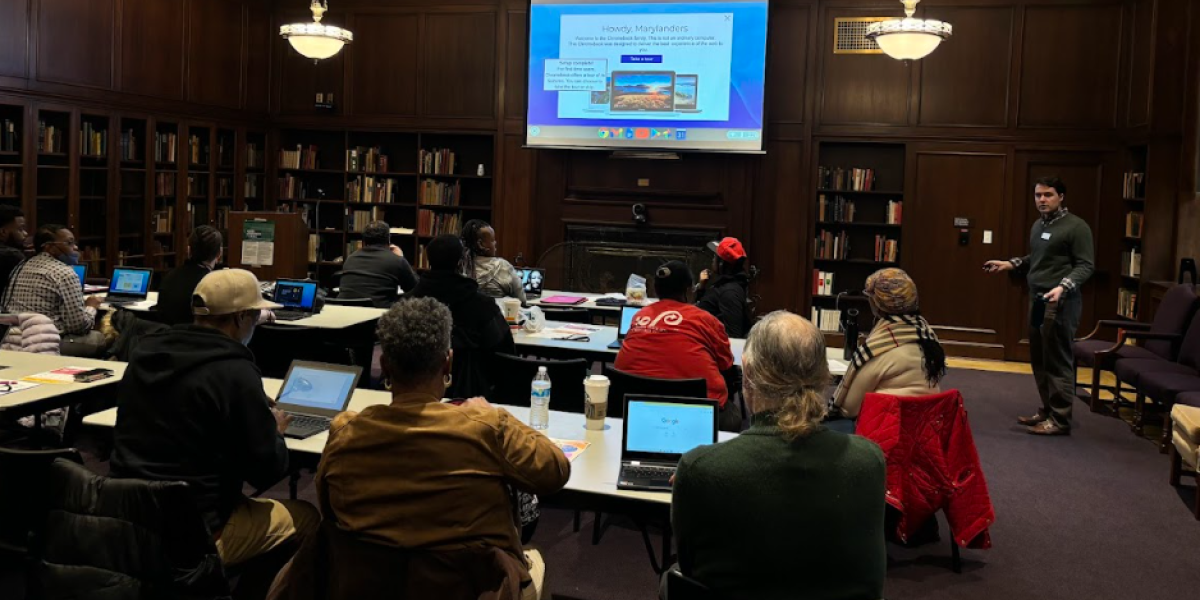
[
  {"x1": 617, "y1": 395, "x2": 718, "y2": 492},
  {"x1": 275, "y1": 360, "x2": 363, "y2": 439},
  {"x1": 71, "y1": 264, "x2": 87, "y2": 290},
  {"x1": 273, "y1": 279, "x2": 319, "y2": 321},
  {"x1": 607, "y1": 305, "x2": 640, "y2": 349},
  {"x1": 106, "y1": 267, "x2": 152, "y2": 307},
  {"x1": 519, "y1": 267, "x2": 546, "y2": 298}
]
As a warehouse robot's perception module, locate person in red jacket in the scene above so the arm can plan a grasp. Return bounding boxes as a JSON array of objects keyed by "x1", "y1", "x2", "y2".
[{"x1": 615, "y1": 260, "x2": 740, "y2": 431}]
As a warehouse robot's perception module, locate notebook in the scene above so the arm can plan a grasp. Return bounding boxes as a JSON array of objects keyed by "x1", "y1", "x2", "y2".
[
  {"x1": 540, "y1": 295, "x2": 587, "y2": 306},
  {"x1": 617, "y1": 395, "x2": 718, "y2": 492}
]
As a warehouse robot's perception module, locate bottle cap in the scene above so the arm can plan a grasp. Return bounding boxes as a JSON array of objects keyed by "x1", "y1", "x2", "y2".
[{"x1": 538, "y1": 366, "x2": 547, "y2": 373}]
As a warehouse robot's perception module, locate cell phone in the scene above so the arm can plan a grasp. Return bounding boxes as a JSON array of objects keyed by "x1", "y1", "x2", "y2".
[{"x1": 74, "y1": 368, "x2": 114, "y2": 383}]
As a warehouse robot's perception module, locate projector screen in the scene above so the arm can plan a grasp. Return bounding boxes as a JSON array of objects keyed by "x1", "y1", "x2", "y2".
[{"x1": 526, "y1": 0, "x2": 769, "y2": 153}]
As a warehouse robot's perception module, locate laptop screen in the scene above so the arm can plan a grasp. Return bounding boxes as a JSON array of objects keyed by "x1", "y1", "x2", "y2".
[
  {"x1": 108, "y1": 268, "x2": 151, "y2": 296},
  {"x1": 277, "y1": 364, "x2": 359, "y2": 412},
  {"x1": 624, "y1": 398, "x2": 716, "y2": 456},
  {"x1": 71, "y1": 265, "x2": 86, "y2": 289},
  {"x1": 520, "y1": 268, "x2": 545, "y2": 295},
  {"x1": 274, "y1": 280, "x2": 318, "y2": 310},
  {"x1": 618, "y1": 305, "x2": 639, "y2": 338}
]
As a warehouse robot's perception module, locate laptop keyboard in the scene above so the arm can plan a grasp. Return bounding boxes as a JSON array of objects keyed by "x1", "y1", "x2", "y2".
[
  {"x1": 284, "y1": 414, "x2": 332, "y2": 438},
  {"x1": 624, "y1": 465, "x2": 676, "y2": 480},
  {"x1": 274, "y1": 310, "x2": 309, "y2": 321}
]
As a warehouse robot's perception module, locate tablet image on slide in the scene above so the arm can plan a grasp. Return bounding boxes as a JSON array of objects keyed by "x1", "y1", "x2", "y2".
[
  {"x1": 610, "y1": 71, "x2": 675, "y2": 112},
  {"x1": 674, "y1": 74, "x2": 701, "y2": 113},
  {"x1": 586, "y1": 76, "x2": 611, "y2": 113}
]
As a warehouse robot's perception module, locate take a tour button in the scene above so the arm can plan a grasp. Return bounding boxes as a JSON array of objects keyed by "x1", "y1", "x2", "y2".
[{"x1": 621, "y1": 55, "x2": 663, "y2": 63}]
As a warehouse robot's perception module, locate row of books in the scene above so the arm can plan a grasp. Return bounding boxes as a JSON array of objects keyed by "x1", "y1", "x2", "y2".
[
  {"x1": 154, "y1": 132, "x2": 178, "y2": 164},
  {"x1": 280, "y1": 144, "x2": 320, "y2": 170},
  {"x1": 814, "y1": 230, "x2": 851, "y2": 260},
  {"x1": 186, "y1": 175, "x2": 207, "y2": 196},
  {"x1": 1118, "y1": 289, "x2": 1138, "y2": 320},
  {"x1": 217, "y1": 178, "x2": 234, "y2": 198},
  {"x1": 874, "y1": 236, "x2": 899, "y2": 263},
  {"x1": 817, "y1": 195, "x2": 855, "y2": 223},
  {"x1": 416, "y1": 245, "x2": 429, "y2": 270},
  {"x1": 885, "y1": 200, "x2": 903, "y2": 225},
  {"x1": 246, "y1": 144, "x2": 263, "y2": 169},
  {"x1": 347, "y1": 240, "x2": 363, "y2": 255},
  {"x1": 38, "y1": 121, "x2": 64, "y2": 153},
  {"x1": 347, "y1": 176, "x2": 398, "y2": 204},
  {"x1": 155, "y1": 173, "x2": 176, "y2": 197},
  {"x1": 188, "y1": 135, "x2": 208, "y2": 166},
  {"x1": 809, "y1": 307, "x2": 843, "y2": 333},
  {"x1": 1122, "y1": 171, "x2": 1145, "y2": 200},
  {"x1": 278, "y1": 174, "x2": 311, "y2": 200},
  {"x1": 812, "y1": 270, "x2": 835, "y2": 296},
  {"x1": 1125, "y1": 211, "x2": 1143, "y2": 238},
  {"x1": 216, "y1": 207, "x2": 230, "y2": 230},
  {"x1": 80, "y1": 122, "x2": 107, "y2": 157},
  {"x1": 308, "y1": 234, "x2": 319, "y2": 263},
  {"x1": 245, "y1": 175, "x2": 260, "y2": 199},
  {"x1": 419, "y1": 148, "x2": 456, "y2": 175},
  {"x1": 120, "y1": 130, "x2": 138, "y2": 161},
  {"x1": 417, "y1": 209, "x2": 462, "y2": 238},
  {"x1": 818, "y1": 166, "x2": 877, "y2": 191},
  {"x1": 348, "y1": 208, "x2": 384, "y2": 233},
  {"x1": 1120, "y1": 248, "x2": 1142, "y2": 278},
  {"x1": 0, "y1": 170, "x2": 15, "y2": 196},
  {"x1": 419, "y1": 179, "x2": 461, "y2": 206},
  {"x1": 153, "y1": 207, "x2": 174, "y2": 233},
  {"x1": 2, "y1": 119, "x2": 17, "y2": 152},
  {"x1": 346, "y1": 147, "x2": 390, "y2": 173}
]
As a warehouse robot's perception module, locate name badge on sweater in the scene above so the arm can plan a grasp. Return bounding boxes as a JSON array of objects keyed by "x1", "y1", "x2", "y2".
[{"x1": 1041, "y1": 232, "x2": 1052, "y2": 240}]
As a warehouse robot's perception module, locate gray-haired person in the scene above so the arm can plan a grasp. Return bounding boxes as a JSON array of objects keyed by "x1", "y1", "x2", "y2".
[{"x1": 338, "y1": 221, "x2": 419, "y2": 307}]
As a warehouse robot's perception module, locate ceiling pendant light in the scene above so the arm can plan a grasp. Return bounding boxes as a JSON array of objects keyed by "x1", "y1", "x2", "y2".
[
  {"x1": 280, "y1": 0, "x2": 353, "y2": 62},
  {"x1": 866, "y1": 0, "x2": 952, "y2": 62}
]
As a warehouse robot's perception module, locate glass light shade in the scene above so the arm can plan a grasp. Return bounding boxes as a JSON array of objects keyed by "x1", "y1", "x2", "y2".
[
  {"x1": 280, "y1": 23, "x2": 353, "y2": 60},
  {"x1": 866, "y1": 18, "x2": 952, "y2": 61}
]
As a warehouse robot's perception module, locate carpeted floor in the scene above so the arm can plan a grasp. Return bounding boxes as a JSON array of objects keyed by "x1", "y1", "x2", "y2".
[{"x1": 21, "y1": 367, "x2": 1200, "y2": 600}]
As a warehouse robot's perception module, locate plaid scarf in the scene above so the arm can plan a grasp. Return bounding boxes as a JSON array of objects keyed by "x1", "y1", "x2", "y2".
[{"x1": 833, "y1": 313, "x2": 939, "y2": 408}]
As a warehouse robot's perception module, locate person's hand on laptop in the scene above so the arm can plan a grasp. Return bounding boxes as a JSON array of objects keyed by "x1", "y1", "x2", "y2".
[
  {"x1": 271, "y1": 408, "x2": 293, "y2": 434},
  {"x1": 85, "y1": 296, "x2": 102, "y2": 309}
]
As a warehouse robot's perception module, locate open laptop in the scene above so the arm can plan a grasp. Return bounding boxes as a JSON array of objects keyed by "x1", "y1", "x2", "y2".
[
  {"x1": 71, "y1": 264, "x2": 87, "y2": 290},
  {"x1": 607, "y1": 305, "x2": 639, "y2": 349},
  {"x1": 272, "y1": 279, "x2": 319, "y2": 321},
  {"x1": 275, "y1": 360, "x2": 363, "y2": 439},
  {"x1": 105, "y1": 267, "x2": 152, "y2": 307},
  {"x1": 617, "y1": 395, "x2": 718, "y2": 492},
  {"x1": 519, "y1": 267, "x2": 545, "y2": 298}
]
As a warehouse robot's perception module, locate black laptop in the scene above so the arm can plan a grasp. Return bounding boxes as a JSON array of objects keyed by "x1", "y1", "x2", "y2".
[
  {"x1": 519, "y1": 267, "x2": 546, "y2": 298},
  {"x1": 105, "y1": 267, "x2": 152, "y2": 307},
  {"x1": 616, "y1": 395, "x2": 719, "y2": 492},
  {"x1": 607, "y1": 305, "x2": 640, "y2": 350},
  {"x1": 273, "y1": 279, "x2": 319, "y2": 321},
  {"x1": 275, "y1": 360, "x2": 363, "y2": 439}
]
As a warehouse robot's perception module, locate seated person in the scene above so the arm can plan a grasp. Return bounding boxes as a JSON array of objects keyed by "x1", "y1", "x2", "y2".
[
  {"x1": 0, "y1": 205, "x2": 28, "y2": 298},
  {"x1": 337, "y1": 220, "x2": 419, "y2": 307},
  {"x1": 2, "y1": 224, "x2": 104, "y2": 356},
  {"x1": 832, "y1": 268, "x2": 946, "y2": 420},
  {"x1": 462, "y1": 219, "x2": 526, "y2": 303},
  {"x1": 696, "y1": 237, "x2": 752, "y2": 338},
  {"x1": 615, "y1": 261, "x2": 740, "y2": 432},
  {"x1": 404, "y1": 234, "x2": 515, "y2": 398},
  {"x1": 669, "y1": 311, "x2": 886, "y2": 600},
  {"x1": 110, "y1": 269, "x2": 318, "y2": 570},
  {"x1": 157, "y1": 225, "x2": 224, "y2": 326},
  {"x1": 314, "y1": 297, "x2": 570, "y2": 600}
]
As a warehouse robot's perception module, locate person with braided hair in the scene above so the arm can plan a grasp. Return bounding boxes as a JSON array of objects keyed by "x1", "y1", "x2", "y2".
[{"x1": 461, "y1": 219, "x2": 526, "y2": 304}]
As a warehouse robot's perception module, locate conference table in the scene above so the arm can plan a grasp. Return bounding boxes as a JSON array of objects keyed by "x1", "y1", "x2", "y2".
[
  {"x1": 0, "y1": 350, "x2": 128, "y2": 421},
  {"x1": 102, "y1": 291, "x2": 386, "y2": 330},
  {"x1": 528, "y1": 290, "x2": 657, "y2": 314}
]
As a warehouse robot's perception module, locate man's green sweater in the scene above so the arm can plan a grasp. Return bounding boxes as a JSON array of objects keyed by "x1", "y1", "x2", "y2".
[
  {"x1": 1012, "y1": 209, "x2": 1095, "y2": 293},
  {"x1": 671, "y1": 415, "x2": 886, "y2": 600}
]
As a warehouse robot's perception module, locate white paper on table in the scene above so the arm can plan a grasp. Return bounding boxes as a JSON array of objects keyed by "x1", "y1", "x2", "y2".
[{"x1": 0, "y1": 379, "x2": 38, "y2": 395}]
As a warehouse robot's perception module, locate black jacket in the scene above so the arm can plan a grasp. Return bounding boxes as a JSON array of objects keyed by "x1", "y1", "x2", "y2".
[
  {"x1": 0, "y1": 244, "x2": 24, "y2": 299},
  {"x1": 404, "y1": 271, "x2": 516, "y2": 398},
  {"x1": 696, "y1": 273, "x2": 751, "y2": 338},
  {"x1": 110, "y1": 325, "x2": 289, "y2": 533},
  {"x1": 156, "y1": 260, "x2": 212, "y2": 326},
  {"x1": 339, "y1": 246, "x2": 419, "y2": 308}
]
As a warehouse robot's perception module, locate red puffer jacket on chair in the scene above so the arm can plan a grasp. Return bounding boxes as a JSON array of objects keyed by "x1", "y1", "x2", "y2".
[{"x1": 857, "y1": 389, "x2": 994, "y2": 549}]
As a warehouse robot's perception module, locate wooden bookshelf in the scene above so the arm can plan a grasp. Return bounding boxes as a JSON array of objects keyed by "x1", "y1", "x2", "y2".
[
  {"x1": 275, "y1": 128, "x2": 494, "y2": 286},
  {"x1": 0, "y1": 102, "x2": 23, "y2": 210},
  {"x1": 809, "y1": 142, "x2": 906, "y2": 347},
  {"x1": 1119, "y1": 146, "x2": 1147, "y2": 320}
]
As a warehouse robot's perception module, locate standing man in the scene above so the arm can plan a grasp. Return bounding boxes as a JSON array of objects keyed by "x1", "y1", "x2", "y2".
[{"x1": 985, "y1": 176, "x2": 1094, "y2": 436}]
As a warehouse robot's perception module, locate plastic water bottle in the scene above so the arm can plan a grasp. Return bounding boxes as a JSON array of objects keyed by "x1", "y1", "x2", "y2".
[{"x1": 530, "y1": 367, "x2": 551, "y2": 430}]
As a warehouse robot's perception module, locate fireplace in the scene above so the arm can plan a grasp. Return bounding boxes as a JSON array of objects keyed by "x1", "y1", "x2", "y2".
[{"x1": 552, "y1": 226, "x2": 717, "y2": 294}]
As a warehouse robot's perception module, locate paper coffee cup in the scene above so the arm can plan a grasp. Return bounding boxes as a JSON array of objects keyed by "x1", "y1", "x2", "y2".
[
  {"x1": 584, "y1": 375, "x2": 610, "y2": 430},
  {"x1": 502, "y1": 298, "x2": 522, "y2": 324}
]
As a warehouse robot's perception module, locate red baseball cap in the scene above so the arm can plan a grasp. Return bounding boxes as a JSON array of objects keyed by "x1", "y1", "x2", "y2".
[{"x1": 707, "y1": 237, "x2": 746, "y2": 263}]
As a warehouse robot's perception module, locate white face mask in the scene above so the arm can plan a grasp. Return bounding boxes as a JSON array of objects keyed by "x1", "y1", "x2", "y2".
[{"x1": 238, "y1": 314, "x2": 256, "y2": 346}]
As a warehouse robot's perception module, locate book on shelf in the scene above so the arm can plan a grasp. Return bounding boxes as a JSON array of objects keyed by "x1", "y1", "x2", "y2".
[
  {"x1": 1118, "y1": 289, "x2": 1138, "y2": 320},
  {"x1": 186, "y1": 175, "x2": 207, "y2": 196},
  {"x1": 809, "y1": 307, "x2": 843, "y2": 333},
  {"x1": 419, "y1": 179, "x2": 461, "y2": 206},
  {"x1": 1125, "y1": 211, "x2": 1143, "y2": 238},
  {"x1": 2, "y1": 119, "x2": 17, "y2": 152},
  {"x1": 886, "y1": 200, "x2": 902, "y2": 225},
  {"x1": 120, "y1": 129, "x2": 138, "y2": 161},
  {"x1": 813, "y1": 230, "x2": 850, "y2": 260},
  {"x1": 38, "y1": 121, "x2": 64, "y2": 153},
  {"x1": 0, "y1": 170, "x2": 16, "y2": 196},
  {"x1": 817, "y1": 166, "x2": 876, "y2": 191},
  {"x1": 152, "y1": 207, "x2": 174, "y2": 233},
  {"x1": 154, "y1": 132, "x2": 177, "y2": 163},
  {"x1": 1122, "y1": 171, "x2": 1146, "y2": 199},
  {"x1": 246, "y1": 143, "x2": 262, "y2": 169},
  {"x1": 818, "y1": 195, "x2": 855, "y2": 223},
  {"x1": 416, "y1": 209, "x2": 462, "y2": 237},
  {"x1": 308, "y1": 234, "x2": 319, "y2": 263},
  {"x1": 390, "y1": 227, "x2": 415, "y2": 236},
  {"x1": 1120, "y1": 248, "x2": 1142, "y2": 278},
  {"x1": 280, "y1": 144, "x2": 319, "y2": 170},
  {"x1": 346, "y1": 146, "x2": 389, "y2": 173},
  {"x1": 244, "y1": 174, "x2": 259, "y2": 199},
  {"x1": 216, "y1": 207, "x2": 230, "y2": 230},
  {"x1": 278, "y1": 174, "x2": 310, "y2": 200},
  {"x1": 873, "y1": 236, "x2": 899, "y2": 262},
  {"x1": 80, "y1": 122, "x2": 107, "y2": 157},
  {"x1": 217, "y1": 177, "x2": 233, "y2": 198},
  {"x1": 812, "y1": 270, "x2": 834, "y2": 296},
  {"x1": 347, "y1": 176, "x2": 397, "y2": 204},
  {"x1": 188, "y1": 135, "x2": 207, "y2": 166},
  {"x1": 348, "y1": 208, "x2": 384, "y2": 232},
  {"x1": 347, "y1": 240, "x2": 363, "y2": 255},
  {"x1": 416, "y1": 245, "x2": 429, "y2": 270},
  {"x1": 419, "y1": 148, "x2": 456, "y2": 175},
  {"x1": 155, "y1": 173, "x2": 177, "y2": 197}
]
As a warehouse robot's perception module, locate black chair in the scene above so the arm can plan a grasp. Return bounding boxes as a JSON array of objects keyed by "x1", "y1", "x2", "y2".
[
  {"x1": 0, "y1": 447, "x2": 82, "y2": 567},
  {"x1": 491, "y1": 353, "x2": 589, "y2": 413},
  {"x1": 248, "y1": 324, "x2": 358, "y2": 380},
  {"x1": 665, "y1": 564, "x2": 724, "y2": 600},
  {"x1": 539, "y1": 307, "x2": 592, "y2": 324},
  {"x1": 324, "y1": 296, "x2": 374, "y2": 307},
  {"x1": 601, "y1": 365, "x2": 708, "y2": 419}
]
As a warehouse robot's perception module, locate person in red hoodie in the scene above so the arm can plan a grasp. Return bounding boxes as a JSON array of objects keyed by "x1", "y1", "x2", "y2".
[{"x1": 615, "y1": 260, "x2": 740, "y2": 431}]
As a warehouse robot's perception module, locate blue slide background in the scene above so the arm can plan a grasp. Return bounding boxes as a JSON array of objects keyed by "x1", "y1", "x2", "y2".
[
  {"x1": 528, "y1": 1, "x2": 768, "y2": 130},
  {"x1": 279, "y1": 367, "x2": 357, "y2": 411}
]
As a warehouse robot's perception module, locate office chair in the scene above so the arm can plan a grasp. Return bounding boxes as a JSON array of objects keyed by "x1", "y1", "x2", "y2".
[{"x1": 492, "y1": 354, "x2": 588, "y2": 413}]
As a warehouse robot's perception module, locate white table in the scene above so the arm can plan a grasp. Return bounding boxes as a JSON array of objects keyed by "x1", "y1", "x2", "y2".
[
  {"x1": 102, "y1": 291, "x2": 385, "y2": 331},
  {"x1": 529, "y1": 290, "x2": 658, "y2": 313},
  {"x1": 0, "y1": 351, "x2": 127, "y2": 417}
]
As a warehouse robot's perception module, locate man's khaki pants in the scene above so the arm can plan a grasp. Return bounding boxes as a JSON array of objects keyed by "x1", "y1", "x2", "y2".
[{"x1": 216, "y1": 498, "x2": 320, "y2": 566}]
